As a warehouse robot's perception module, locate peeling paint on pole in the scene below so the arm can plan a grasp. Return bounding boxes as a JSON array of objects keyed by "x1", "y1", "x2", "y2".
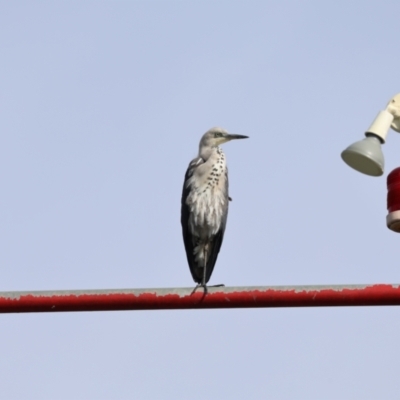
[{"x1": 0, "y1": 284, "x2": 400, "y2": 313}]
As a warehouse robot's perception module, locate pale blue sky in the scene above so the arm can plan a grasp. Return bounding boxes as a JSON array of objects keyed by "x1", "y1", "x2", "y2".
[{"x1": 1, "y1": 1, "x2": 400, "y2": 398}]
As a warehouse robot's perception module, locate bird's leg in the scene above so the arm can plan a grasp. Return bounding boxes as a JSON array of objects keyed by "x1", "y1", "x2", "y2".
[
  {"x1": 201, "y1": 245, "x2": 208, "y2": 293},
  {"x1": 202, "y1": 245, "x2": 207, "y2": 286},
  {"x1": 190, "y1": 244, "x2": 209, "y2": 295}
]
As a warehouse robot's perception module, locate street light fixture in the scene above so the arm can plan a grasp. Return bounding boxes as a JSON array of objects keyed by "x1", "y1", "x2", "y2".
[{"x1": 341, "y1": 94, "x2": 400, "y2": 176}]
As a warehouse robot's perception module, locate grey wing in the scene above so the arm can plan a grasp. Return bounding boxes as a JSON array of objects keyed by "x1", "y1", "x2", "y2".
[{"x1": 181, "y1": 157, "x2": 203, "y2": 279}]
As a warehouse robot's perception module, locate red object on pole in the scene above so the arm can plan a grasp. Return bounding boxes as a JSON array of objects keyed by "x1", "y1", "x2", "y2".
[
  {"x1": 0, "y1": 284, "x2": 400, "y2": 313},
  {"x1": 387, "y1": 167, "x2": 400, "y2": 232}
]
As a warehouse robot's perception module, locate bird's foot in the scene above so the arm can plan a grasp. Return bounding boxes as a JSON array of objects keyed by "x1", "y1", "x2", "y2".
[
  {"x1": 191, "y1": 283, "x2": 208, "y2": 295},
  {"x1": 190, "y1": 283, "x2": 225, "y2": 295}
]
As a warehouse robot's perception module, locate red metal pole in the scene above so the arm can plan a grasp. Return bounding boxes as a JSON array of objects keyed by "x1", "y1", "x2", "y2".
[{"x1": 0, "y1": 284, "x2": 400, "y2": 313}]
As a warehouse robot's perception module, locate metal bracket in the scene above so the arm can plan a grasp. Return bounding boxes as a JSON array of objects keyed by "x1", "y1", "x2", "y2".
[{"x1": 386, "y1": 93, "x2": 400, "y2": 132}]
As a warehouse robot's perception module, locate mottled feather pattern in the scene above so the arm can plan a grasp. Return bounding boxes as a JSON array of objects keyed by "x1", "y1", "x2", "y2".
[{"x1": 185, "y1": 149, "x2": 228, "y2": 237}]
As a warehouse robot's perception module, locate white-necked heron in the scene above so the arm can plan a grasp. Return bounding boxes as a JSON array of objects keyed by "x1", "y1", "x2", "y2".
[{"x1": 181, "y1": 127, "x2": 248, "y2": 292}]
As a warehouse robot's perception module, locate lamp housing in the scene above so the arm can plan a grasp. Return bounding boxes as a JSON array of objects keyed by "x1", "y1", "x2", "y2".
[{"x1": 341, "y1": 94, "x2": 400, "y2": 176}]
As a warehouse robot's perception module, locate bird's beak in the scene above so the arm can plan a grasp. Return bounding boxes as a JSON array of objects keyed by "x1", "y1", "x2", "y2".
[{"x1": 225, "y1": 134, "x2": 249, "y2": 141}]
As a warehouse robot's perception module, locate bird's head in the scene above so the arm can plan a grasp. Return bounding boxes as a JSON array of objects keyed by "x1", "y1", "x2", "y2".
[{"x1": 200, "y1": 127, "x2": 249, "y2": 148}]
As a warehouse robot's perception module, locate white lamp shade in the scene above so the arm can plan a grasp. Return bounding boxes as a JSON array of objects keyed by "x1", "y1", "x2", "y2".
[{"x1": 341, "y1": 135, "x2": 384, "y2": 177}]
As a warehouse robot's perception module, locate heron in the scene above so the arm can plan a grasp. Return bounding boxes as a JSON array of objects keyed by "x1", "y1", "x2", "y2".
[{"x1": 181, "y1": 127, "x2": 249, "y2": 292}]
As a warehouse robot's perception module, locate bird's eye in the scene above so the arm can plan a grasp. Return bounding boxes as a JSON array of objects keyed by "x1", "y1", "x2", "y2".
[{"x1": 214, "y1": 132, "x2": 222, "y2": 138}]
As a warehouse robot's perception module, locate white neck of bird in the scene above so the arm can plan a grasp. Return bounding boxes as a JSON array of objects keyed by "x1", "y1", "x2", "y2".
[{"x1": 199, "y1": 145, "x2": 221, "y2": 161}]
